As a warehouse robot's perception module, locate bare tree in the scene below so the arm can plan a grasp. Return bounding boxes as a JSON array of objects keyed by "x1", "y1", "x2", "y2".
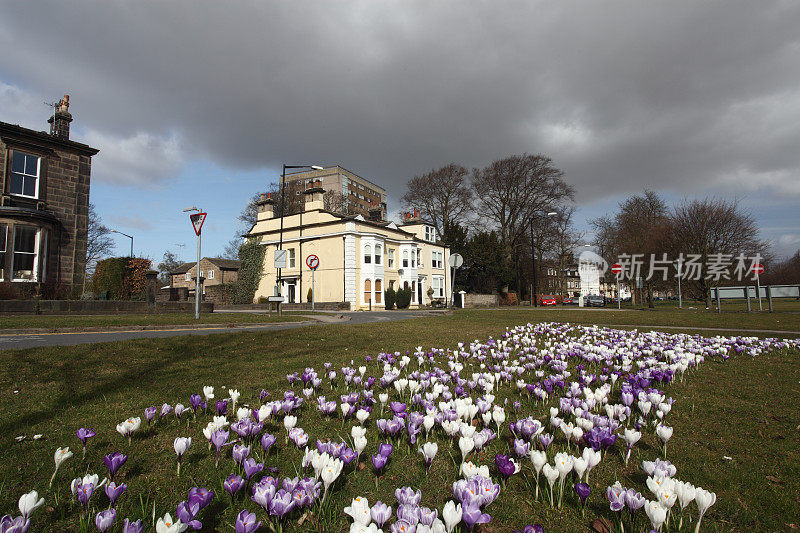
[
  {"x1": 156, "y1": 250, "x2": 182, "y2": 284},
  {"x1": 401, "y1": 163, "x2": 473, "y2": 236},
  {"x1": 551, "y1": 207, "x2": 583, "y2": 295},
  {"x1": 472, "y1": 154, "x2": 574, "y2": 258},
  {"x1": 323, "y1": 189, "x2": 348, "y2": 214},
  {"x1": 84, "y1": 203, "x2": 115, "y2": 291},
  {"x1": 666, "y1": 198, "x2": 764, "y2": 307}
]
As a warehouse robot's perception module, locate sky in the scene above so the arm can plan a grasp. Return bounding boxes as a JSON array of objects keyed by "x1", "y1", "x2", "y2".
[{"x1": 1, "y1": 1, "x2": 799, "y2": 265}]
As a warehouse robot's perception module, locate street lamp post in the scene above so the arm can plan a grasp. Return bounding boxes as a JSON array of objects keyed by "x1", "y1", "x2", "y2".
[
  {"x1": 184, "y1": 206, "x2": 203, "y2": 320},
  {"x1": 529, "y1": 211, "x2": 558, "y2": 307},
  {"x1": 110, "y1": 230, "x2": 133, "y2": 257},
  {"x1": 674, "y1": 258, "x2": 683, "y2": 309},
  {"x1": 276, "y1": 164, "x2": 323, "y2": 300}
]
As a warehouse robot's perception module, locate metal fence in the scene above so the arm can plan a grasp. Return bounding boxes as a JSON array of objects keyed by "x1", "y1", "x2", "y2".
[{"x1": 712, "y1": 284, "x2": 800, "y2": 312}]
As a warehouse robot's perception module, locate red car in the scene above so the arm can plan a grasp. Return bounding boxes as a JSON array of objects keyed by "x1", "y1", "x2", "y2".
[
  {"x1": 562, "y1": 296, "x2": 576, "y2": 305},
  {"x1": 539, "y1": 295, "x2": 557, "y2": 306}
]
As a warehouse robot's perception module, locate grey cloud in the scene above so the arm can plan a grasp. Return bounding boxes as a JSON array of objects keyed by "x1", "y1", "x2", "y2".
[{"x1": 1, "y1": 1, "x2": 799, "y2": 205}]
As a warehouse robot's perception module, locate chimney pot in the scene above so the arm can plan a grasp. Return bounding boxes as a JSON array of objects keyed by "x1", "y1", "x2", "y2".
[
  {"x1": 260, "y1": 193, "x2": 266, "y2": 202},
  {"x1": 48, "y1": 94, "x2": 73, "y2": 140}
]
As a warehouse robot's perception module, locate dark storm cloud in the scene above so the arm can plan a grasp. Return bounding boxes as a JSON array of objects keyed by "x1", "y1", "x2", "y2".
[{"x1": 1, "y1": 1, "x2": 799, "y2": 203}]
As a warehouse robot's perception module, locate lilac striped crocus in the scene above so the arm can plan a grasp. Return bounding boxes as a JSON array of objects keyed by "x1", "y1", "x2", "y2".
[
  {"x1": 105, "y1": 482, "x2": 127, "y2": 506},
  {"x1": 104, "y1": 452, "x2": 127, "y2": 481},
  {"x1": 224, "y1": 474, "x2": 245, "y2": 497},
  {"x1": 176, "y1": 500, "x2": 201, "y2": 530},
  {"x1": 122, "y1": 518, "x2": 143, "y2": 533},
  {"x1": 235, "y1": 509, "x2": 261, "y2": 533},
  {"x1": 95, "y1": 509, "x2": 116, "y2": 532},
  {"x1": 371, "y1": 501, "x2": 392, "y2": 528},
  {"x1": 76, "y1": 428, "x2": 95, "y2": 458},
  {"x1": 188, "y1": 487, "x2": 214, "y2": 510}
]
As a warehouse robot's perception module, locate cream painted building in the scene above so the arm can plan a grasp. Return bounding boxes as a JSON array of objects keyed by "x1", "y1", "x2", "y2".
[{"x1": 246, "y1": 185, "x2": 451, "y2": 309}]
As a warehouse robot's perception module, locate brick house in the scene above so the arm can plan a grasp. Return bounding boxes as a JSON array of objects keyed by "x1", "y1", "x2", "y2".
[
  {"x1": 169, "y1": 257, "x2": 240, "y2": 295},
  {"x1": 0, "y1": 95, "x2": 99, "y2": 295}
]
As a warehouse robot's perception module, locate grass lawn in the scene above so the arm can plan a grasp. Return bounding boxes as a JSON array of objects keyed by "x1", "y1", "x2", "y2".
[
  {"x1": 0, "y1": 313, "x2": 308, "y2": 330},
  {"x1": 0, "y1": 311, "x2": 798, "y2": 532}
]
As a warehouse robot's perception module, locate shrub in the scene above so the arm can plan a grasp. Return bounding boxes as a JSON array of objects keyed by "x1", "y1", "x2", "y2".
[
  {"x1": 307, "y1": 288, "x2": 313, "y2": 303},
  {"x1": 499, "y1": 291, "x2": 519, "y2": 306},
  {"x1": 93, "y1": 257, "x2": 152, "y2": 300},
  {"x1": 384, "y1": 287, "x2": 396, "y2": 309},
  {"x1": 0, "y1": 282, "x2": 20, "y2": 300},
  {"x1": 232, "y1": 238, "x2": 267, "y2": 304},
  {"x1": 395, "y1": 287, "x2": 412, "y2": 309}
]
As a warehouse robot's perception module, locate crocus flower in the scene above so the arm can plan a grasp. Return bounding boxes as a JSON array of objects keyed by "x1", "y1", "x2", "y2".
[
  {"x1": 243, "y1": 458, "x2": 264, "y2": 481},
  {"x1": 694, "y1": 488, "x2": 717, "y2": 533},
  {"x1": 115, "y1": 417, "x2": 141, "y2": 444},
  {"x1": 268, "y1": 489, "x2": 296, "y2": 519},
  {"x1": 656, "y1": 424, "x2": 673, "y2": 456},
  {"x1": 123, "y1": 518, "x2": 144, "y2": 533},
  {"x1": 320, "y1": 458, "x2": 344, "y2": 505},
  {"x1": 225, "y1": 474, "x2": 245, "y2": 497},
  {"x1": 234, "y1": 509, "x2": 261, "y2": 533},
  {"x1": 174, "y1": 403, "x2": 185, "y2": 420},
  {"x1": 95, "y1": 509, "x2": 116, "y2": 532},
  {"x1": 50, "y1": 446, "x2": 73, "y2": 488},
  {"x1": 174, "y1": 437, "x2": 191, "y2": 476},
  {"x1": 144, "y1": 406, "x2": 158, "y2": 424},
  {"x1": 211, "y1": 429, "x2": 228, "y2": 468},
  {"x1": 155, "y1": 512, "x2": 186, "y2": 533},
  {"x1": 418, "y1": 442, "x2": 438, "y2": 472},
  {"x1": 461, "y1": 503, "x2": 491, "y2": 531},
  {"x1": 203, "y1": 386, "x2": 214, "y2": 401},
  {"x1": 645, "y1": 500, "x2": 667, "y2": 531},
  {"x1": 344, "y1": 496, "x2": 371, "y2": 526},
  {"x1": 261, "y1": 433, "x2": 276, "y2": 454},
  {"x1": 105, "y1": 482, "x2": 127, "y2": 506},
  {"x1": 232, "y1": 444, "x2": 251, "y2": 465},
  {"x1": 104, "y1": 452, "x2": 128, "y2": 481},
  {"x1": 575, "y1": 482, "x2": 591, "y2": 515},
  {"x1": 175, "y1": 500, "x2": 201, "y2": 529},
  {"x1": 494, "y1": 453, "x2": 517, "y2": 485},
  {"x1": 371, "y1": 453, "x2": 388, "y2": 474},
  {"x1": 513, "y1": 525, "x2": 544, "y2": 533},
  {"x1": 160, "y1": 403, "x2": 173, "y2": 419},
  {"x1": 18, "y1": 490, "x2": 44, "y2": 519},
  {"x1": 0, "y1": 515, "x2": 30, "y2": 532},
  {"x1": 371, "y1": 501, "x2": 392, "y2": 528},
  {"x1": 188, "y1": 487, "x2": 214, "y2": 510},
  {"x1": 189, "y1": 394, "x2": 203, "y2": 413},
  {"x1": 542, "y1": 464, "x2": 559, "y2": 507},
  {"x1": 77, "y1": 428, "x2": 96, "y2": 458}
]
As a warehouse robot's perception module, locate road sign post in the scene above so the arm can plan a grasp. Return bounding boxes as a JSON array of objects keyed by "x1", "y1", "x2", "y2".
[
  {"x1": 448, "y1": 253, "x2": 463, "y2": 308},
  {"x1": 753, "y1": 263, "x2": 764, "y2": 311},
  {"x1": 611, "y1": 263, "x2": 622, "y2": 309},
  {"x1": 189, "y1": 211, "x2": 207, "y2": 320},
  {"x1": 306, "y1": 255, "x2": 319, "y2": 311}
]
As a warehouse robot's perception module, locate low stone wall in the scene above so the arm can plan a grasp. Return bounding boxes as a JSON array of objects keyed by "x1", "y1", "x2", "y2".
[
  {"x1": 463, "y1": 293, "x2": 499, "y2": 308},
  {"x1": 204, "y1": 284, "x2": 233, "y2": 305},
  {"x1": 215, "y1": 302, "x2": 350, "y2": 311},
  {"x1": 0, "y1": 300, "x2": 213, "y2": 314}
]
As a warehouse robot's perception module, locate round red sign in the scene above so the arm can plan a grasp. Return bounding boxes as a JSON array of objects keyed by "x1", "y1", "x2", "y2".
[
  {"x1": 306, "y1": 254, "x2": 319, "y2": 269},
  {"x1": 611, "y1": 263, "x2": 623, "y2": 275},
  {"x1": 753, "y1": 263, "x2": 764, "y2": 275}
]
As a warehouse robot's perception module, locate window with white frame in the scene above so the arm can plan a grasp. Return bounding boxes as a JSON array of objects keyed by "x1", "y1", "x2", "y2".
[
  {"x1": 425, "y1": 226, "x2": 436, "y2": 242},
  {"x1": 416, "y1": 249, "x2": 423, "y2": 268},
  {"x1": 12, "y1": 226, "x2": 38, "y2": 281},
  {"x1": 374, "y1": 244, "x2": 382, "y2": 265},
  {"x1": 185, "y1": 272, "x2": 191, "y2": 282},
  {"x1": 388, "y1": 248, "x2": 394, "y2": 268},
  {"x1": 402, "y1": 250, "x2": 408, "y2": 268},
  {"x1": 431, "y1": 250, "x2": 444, "y2": 269},
  {"x1": 199, "y1": 271, "x2": 203, "y2": 279},
  {"x1": 364, "y1": 244, "x2": 372, "y2": 264},
  {"x1": 410, "y1": 249, "x2": 416, "y2": 268},
  {"x1": 288, "y1": 248, "x2": 296, "y2": 268},
  {"x1": 208, "y1": 270, "x2": 215, "y2": 279},
  {"x1": 0, "y1": 224, "x2": 7, "y2": 281},
  {"x1": 432, "y1": 275, "x2": 444, "y2": 298},
  {"x1": 10, "y1": 152, "x2": 41, "y2": 199}
]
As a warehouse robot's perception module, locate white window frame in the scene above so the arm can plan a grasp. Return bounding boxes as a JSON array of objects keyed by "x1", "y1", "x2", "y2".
[
  {"x1": 417, "y1": 249, "x2": 423, "y2": 268},
  {"x1": 374, "y1": 244, "x2": 382, "y2": 265},
  {"x1": 288, "y1": 248, "x2": 296, "y2": 268},
  {"x1": 402, "y1": 250, "x2": 409, "y2": 268},
  {"x1": 9, "y1": 151, "x2": 41, "y2": 200},
  {"x1": 364, "y1": 244, "x2": 372, "y2": 264},
  {"x1": 388, "y1": 248, "x2": 394, "y2": 268},
  {"x1": 199, "y1": 270, "x2": 203, "y2": 279},
  {"x1": 208, "y1": 269, "x2": 215, "y2": 279},
  {"x1": 11, "y1": 225, "x2": 39, "y2": 282},
  {"x1": 0, "y1": 224, "x2": 7, "y2": 282},
  {"x1": 432, "y1": 275, "x2": 444, "y2": 298},
  {"x1": 185, "y1": 272, "x2": 191, "y2": 282}
]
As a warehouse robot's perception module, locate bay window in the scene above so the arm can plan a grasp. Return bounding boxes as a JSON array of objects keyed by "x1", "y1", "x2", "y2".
[
  {"x1": 0, "y1": 224, "x2": 6, "y2": 281},
  {"x1": 12, "y1": 226, "x2": 38, "y2": 281}
]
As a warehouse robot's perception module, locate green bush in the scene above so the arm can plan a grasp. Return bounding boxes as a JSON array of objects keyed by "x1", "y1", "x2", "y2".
[
  {"x1": 307, "y1": 288, "x2": 313, "y2": 303},
  {"x1": 384, "y1": 287, "x2": 396, "y2": 309},
  {"x1": 93, "y1": 257, "x2": 152, "y2": 300},
  {"x1": 232, "y1": 238, "x2": 267, "y2": 304},
  {"x1": 395, "y1": 287, "x2": 412, "y2": 309}
]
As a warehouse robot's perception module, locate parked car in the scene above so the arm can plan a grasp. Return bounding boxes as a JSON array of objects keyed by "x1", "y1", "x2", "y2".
[
  {"x1": 562, "y1": 296, "x2": 577, "y2": 305},
  {"x1": 539, "y1": 295, "x2": 557, "y2": 306},
  {"x1": 584, "y1": 294, "x2": 605, "y2": 307}
]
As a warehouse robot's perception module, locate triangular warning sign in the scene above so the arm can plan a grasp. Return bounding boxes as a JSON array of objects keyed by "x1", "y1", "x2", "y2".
[{"x1": 190, "y1": 212, "x2": 207, "y2": 235}]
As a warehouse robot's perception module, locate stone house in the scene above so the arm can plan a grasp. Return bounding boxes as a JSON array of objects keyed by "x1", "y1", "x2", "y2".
[
  {"x1": 0, "y1": 95, "x2": 99, "y2": 295},
  {"x1": 169, "y1": 257, "x2": 240, "y2": 295}
]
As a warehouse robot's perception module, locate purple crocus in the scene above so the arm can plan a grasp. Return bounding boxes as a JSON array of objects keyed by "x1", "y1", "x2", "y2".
[
  {"x1": 268, "y1": 489, "x2": 296, "y2": 519},
  {"x1": 216, "y1": 400, "x2": 228, "y2": 416},
  {"x1": 143, "y1": 406, "x2": 158, "y2": 424},
  {"x1": 176, "y1": 500, "x2": 201, "y2": 530},
  {"x1": 261, "y1": 433, "x2": 276, "y2": 453},
  {"x1": 122, "y1": 518, "x2": 143, "y2": 533},
  {"x1": 371, "y1": 501, "x2": 392, "y2": 528},
  {"x1": 513, "y1": 525, "x2": 544, "y2": 533},
  {"x1": 104, "y1": 452, "x2": 127, "y2": 481},
  {"x1": 187, "y1": 487, "x2": 214, "y2": 510},
  {"x1": 225, "y1": 474, "x2": 245, "y2": 497},
  {"x1": 189, "y1": 394, "x2": 203, "y2": 413},
  {"x1": 495, "y1": 453, "x2": 517, "y2": 483},
  {"x1": 76, "y1": 428, "x2": 96, "y2": 458},
  {"x1": 391, "y1": 519, "x2": 414, "y2": 533},
  {"x1": 232, "y1": 444, "x2": 251, "y2": 465},
  {"x1": 340, "y1": 447, "x2": 357, "y2": 465},
  {"x1": 105, "y1": 482, "x2": 127, "y2": 506},
  {"x1": 76, "y1": 483, "x2": 96, "y2": 508},
  {"x1": 95, "y1": 509, "x2": 116, "y2": 532},
  {"x1": 243, "y1": 458, "x2": 264, "y2": 481},
  {"x1": 0, "y1": 515, "x2": 30, "y2": 533},
  {"x1": 575, "y1": 482, "x2": 591, "y2": 516},
  {"x1": 211, "y1": 429, "x2": 229, "y2": 468},
  {"x1": 371, "y1": 453, "x2": 389, "y2": 473},
  {"x1": 378, "y1": 442, "x2": 393, "y2": 458},
  {"x1": 160, "y1": 403, "x2": 173, "y2": 419},
  {"x1": 461, "y1": 503, "x2": 491, "y2": 531},
  {"x1": 235, "y1": 509, "x2": 261, "y2": 533},
  {"x1": 395, "y1": 487, "x2": 422, "y2": 506}
]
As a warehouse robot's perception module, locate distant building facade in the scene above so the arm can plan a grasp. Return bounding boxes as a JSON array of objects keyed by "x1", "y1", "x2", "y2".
[
  {"x1": 246, "y1": 186, "x2": 450, "y2": 309},
  {"x1": 282, "y1": 165, "x2": 387, "y2": 220},
  {"x1": 170, "y1": 257, "x2": 240, "y2": 294},
  {"x1": 0, "y1": 95, "x2": 99, "y2": 294}
]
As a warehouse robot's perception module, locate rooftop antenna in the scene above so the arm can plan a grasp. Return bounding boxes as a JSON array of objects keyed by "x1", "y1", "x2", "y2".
[{"x1": 44, "y1": 101, "x2": 58, "y2": 133}]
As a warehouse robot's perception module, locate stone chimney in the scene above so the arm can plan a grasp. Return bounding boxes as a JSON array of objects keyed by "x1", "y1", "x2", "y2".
[
  {"x1": 256, "y1": 192, "x2": 275, "y2": 221},
  {"x1": 48, "y1": 95, "x2": 73, "y2": 140},
  {"x1": 404, "y1": 208, "x2": 421, "y2": 223},
  {"x1": 303, "y1": 180, "x2": 325, "y2": 211}
]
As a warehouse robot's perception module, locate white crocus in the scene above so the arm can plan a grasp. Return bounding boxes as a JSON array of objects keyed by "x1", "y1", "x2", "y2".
[
  {"x1": 351, "y1": 426, "x2": 367, "y2": 440},
  {"x1": 50, "y1": 447, "x2": 73, "y2": 488},
  {"x1": 694, "y1": 488, "x2": 717, "y2": 533},
  {"x1": 554, "y1": 452, "x2": 574, "y2": 508},
  {"x1": 353, "y1": 435, "x2": 368, "y2": 457},
  {"x1": 228, "y1": 389, "x2": 240, "y2": 412},
  {"x1": 458, "y1": 436, "x2": 475, "y2": 459},
  {"x1": 543, "y1": 463, "x2": 559, "y2": 507},
  {"x1": 419, "y1": 441, "x2": 438, "y2": 469},
  {"x1": 442, "y1": 501, "x2": 462, "y2": 533},
  {"x1": 173, "y1": 437, "x2": 191, "y2": 476},
  {"x1": 156, "y1": 512, "x2": 188, "y2": 533},
  {"x1": 202, "y1": 386, "x2": 214, "y2": 401},
  {"x1": 18, "y1": 490, "x2": 45, "y2": 519},
  {"x1": 656, "y1": 424, "x2": 673, "y2": 456},
  {"x1": 344, "y1": 496, "x2": 372, "y2": 526},
  {"x1": 356, "y1": 409, "x2": 370, "y2": 425},
  {"x1": 529, "y1": 450, "x2": 547, "y2": 500},
  {"x1": 645, "y1": 500, "x2": 667, "y2": 531},
  {"x1": 116, "y1": 417, "x2": 141, "y2": 444},
  {"x1": 572, "y1": 456, "x2": 587, "y2": 483},
  {"x1": 320, "y1": 457, "x2": 344, "y2": 505},
  {"x1": 622, "y1": 429, "x2": 642, "y2": 465}
]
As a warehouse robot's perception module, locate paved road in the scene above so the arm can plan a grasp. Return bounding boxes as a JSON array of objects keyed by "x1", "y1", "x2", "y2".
[{"x1": 0, "y1": 310, "x2": 437, "y2": 351}]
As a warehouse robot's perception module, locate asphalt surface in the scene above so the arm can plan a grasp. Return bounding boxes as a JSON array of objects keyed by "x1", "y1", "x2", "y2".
[{"x1": 0, "y1": 310, "x2": 436, "y2": 351}]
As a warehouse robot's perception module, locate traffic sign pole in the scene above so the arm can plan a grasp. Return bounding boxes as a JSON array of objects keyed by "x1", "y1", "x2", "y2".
[
  {"x1": 306, "y1": 255, "x2": 320, "y2": 311},
  {"x1": 611, "y1": 263, "x2": 623, "y2": 309},
  {"x1": 188, "y1": 212, "x2": 207, "y2": 320}
]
